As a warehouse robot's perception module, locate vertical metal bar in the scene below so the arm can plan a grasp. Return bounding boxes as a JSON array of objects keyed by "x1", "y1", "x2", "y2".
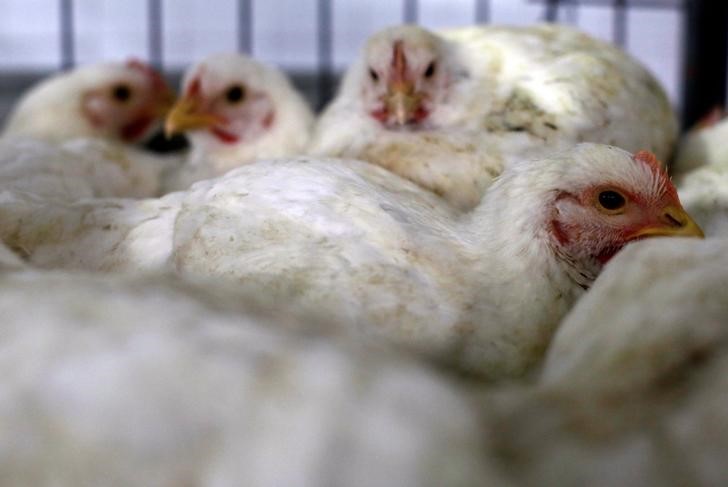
[
  {"x1": 681, "y1": 0, "x2": 728, "y2": 128},
  {"x1": 148, "y1": 0, "x2": 163, "y2": 70},
  {"x1": 317, "y1": 0, "x2": 333, "y2": 110},
  {"x1": 544, "y1": 0, "x2": 559, "y2": 22},
  {"x1": 475, "y1": 0, "x2": 490, "y2": 23},
  {"x1": 613, "y1": 0, "x2": 628, "y2": 47},
  {"x1": 237, "y1": 0, "x2": 253, "y2": 54},
  {"x1": 564, "y1": 0, "x2": 579, "y2": 24},
  {"x1": 59, "y1": 0, "x2": 75, "y2": 70},
  {"x1": 403, "y1": 0, "x2": 418, "y2": 23}
]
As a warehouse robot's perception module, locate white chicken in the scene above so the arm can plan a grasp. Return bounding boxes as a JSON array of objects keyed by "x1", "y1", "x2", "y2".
[
  {"x1": 162, "y1": 52, "x2": 315, "y2": 191},
  {"x1": 311, "y1": 24, "x2": 677, "y2": 210},
  {"x1": 672, "y1": 108, "x2": 727, "y2": 175},
  {"x1": 674, "y1": 114, "x2": 728, "y2": 236},
  {"x1": 0, "y1": 269, "x2": 498, "y2": 487},
  {"x1": 542, "y1": 237, "x2": 728, "y2": 390},
  {"x1": 0, "y1": 60, "x2": 178, "y2": 200},
  {"x1": 3, "y1": 59, "x2": 174, "y2": 144},
  {"x1": 470, "y1": 237, "x2": 728, "y2": 486},
  {"x1": 0, "y1": 144, "x2": 701, "y2": 377}
]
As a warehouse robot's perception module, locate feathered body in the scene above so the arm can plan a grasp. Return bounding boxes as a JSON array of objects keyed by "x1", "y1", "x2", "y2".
[
  {"x1": 0, "y1": 269, "x2": 490, "y2": 487},
  {"x1": 311, "y1": 24, "x2": 677, "y2": 210},
  {"x1": 0, "y1": 144, "x2": 699, "y2": 377},
  {"x1": 0, "y1": 137, "x2": 170, "y2": 200}
]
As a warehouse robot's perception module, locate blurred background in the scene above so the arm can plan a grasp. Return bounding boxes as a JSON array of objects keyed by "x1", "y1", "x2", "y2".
[{"x1": 0, "y1": 0, "x2": 725, "y2": 128}]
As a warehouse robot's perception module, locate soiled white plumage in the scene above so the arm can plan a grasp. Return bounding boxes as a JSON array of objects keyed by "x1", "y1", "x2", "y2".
[
  {"x1": 0, "y1": 269, "x2": 494, "y2": 487},
  {"x1": 0, "y1": 144, "x2": 697, "y2": 377},
  {"x1": 311, "y1": 24, "x2": 677, "y2": 210},
  {"x1": 0, "y1": 137, "x2": 170, "y2": 201},
  {"x1": 471, "y1": 238, "x2": 728, "y2": 486},
  {"x1": 542, "y1": 237, "x2": 728, "y2": 390},
  {"x1": 162, "y1": 53, "x2": 314, "y2": 191}
]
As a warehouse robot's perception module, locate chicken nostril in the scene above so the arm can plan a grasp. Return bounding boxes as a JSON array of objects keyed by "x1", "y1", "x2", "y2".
[{"x1": 664, "y1": 212, "x2": 684, "y2": 227}]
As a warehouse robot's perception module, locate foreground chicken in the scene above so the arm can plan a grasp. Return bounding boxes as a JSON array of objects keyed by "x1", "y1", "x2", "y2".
[
  {"x1": 0, "y1": 268, "x2": 496, "y2": 487},
  {"x1": 162, "y1": 52, "x2": 314, "y2": 191},
  {"x1": 0, "y1": 144, "x2": 701, "y2": 377},
  {"x1": 469, "y1": 237, "x2": 728, "y2": 486},
  {"x1": 311, "y1": 24, "x2": 677, "y2": 210},
  {"x1": 3, "y1": 59, "x2": 174, "y2": 144}
]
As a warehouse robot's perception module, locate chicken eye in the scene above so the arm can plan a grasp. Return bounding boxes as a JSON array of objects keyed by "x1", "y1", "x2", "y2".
[
  {"x1": 369, "y1": 68, "x2": 379, "y2": 82},
  {"x1": 424, "y1": 62, "x2": 436, "y2": 78},
  {"x1": 111, "y1": 84, "x2": 132, "y2": 103},
  {"x1": 598, "y1": 190, "x2": 626, "y2": 211},
  {"x1": 225, "y1": 85, "x2": 246, "y2": 103}
]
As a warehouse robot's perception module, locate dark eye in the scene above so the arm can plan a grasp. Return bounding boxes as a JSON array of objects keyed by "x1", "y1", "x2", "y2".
[
  {"x1": 369, "y1": 68, "x2": 379, "y2": 82},
  {"x1": 225, "y1": 85, "x2": 246, "y2": 103},
  {"x1": 424, "y1": 62, "x2": 436, "y2": 78},
  {"x1": 598, "y1": 190, "x2": 626, "y2": 211},
  {"x1": 111, "y1": 84, "x2": 132, "y2": 102}
]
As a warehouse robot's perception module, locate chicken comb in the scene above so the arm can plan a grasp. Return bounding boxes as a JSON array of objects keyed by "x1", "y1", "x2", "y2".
[
  {"x1": 695, "y1": 106, "x2": 725, "y2": 130},
  {"x1": 126, "y1": 58, "x2": 169, "y2": 93},
  {"x1": 633, "y1": 150, "x2": 677, "y2": 198},
  {"x1": 633, "y1": 150, "x2": 663, "y2": 173},
  {"x1": 391, "y1": 40, "x2": 407, "y2": 82}
]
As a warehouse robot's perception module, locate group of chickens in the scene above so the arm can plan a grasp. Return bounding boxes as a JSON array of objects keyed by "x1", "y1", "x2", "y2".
[{"x1": 0, "y1": 22, "x2": 727, "y2": 486}]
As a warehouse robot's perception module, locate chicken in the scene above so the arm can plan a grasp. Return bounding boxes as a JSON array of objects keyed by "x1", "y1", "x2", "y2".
[
  {"x1": 673, "y1": 114, "x2": 728, "y2": 236},
  {"x1": 162, "y1": 52, "x2": 315, "y2": 191},
  {"x1": 0, "y1": 268, "x2": 498, "y2": 487},
  {"x1": 0, "y1": 60, "x2": 179, "y2": 200},
  {"x1": 672, "y1": 108, "x2": 727, "y2": 175},
  {"x1": 0, "y1": 144, "x2": 701, "y2": 377},
  {"x1": 468, "y1": 237, "x2": 728, "y2": 486},
  {"x1": 3, "y1": 59, "x2": 174, "y2": 144},
  {"x1": 310, "y1": 24, "x2": 677, "y2": 210}
]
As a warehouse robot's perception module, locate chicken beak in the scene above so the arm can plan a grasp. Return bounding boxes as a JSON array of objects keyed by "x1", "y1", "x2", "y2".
[
  {"x1": 386, "y1": 82, "x2": 420, "y2": 126},
  {"x1": 164, "y1": 97, "x2": 219, "y2": 138},
  {"x1": 155, "y1": 89, "x2": 177, "y2": 118},
  {"x1": 631, "y1": 205, "x2": 705, "y2": 239}
]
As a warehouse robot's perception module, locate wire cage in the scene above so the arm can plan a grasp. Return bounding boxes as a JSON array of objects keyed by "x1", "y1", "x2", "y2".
[{"x1": 0, "y1": 0, "x2": 726, "y2": 129}]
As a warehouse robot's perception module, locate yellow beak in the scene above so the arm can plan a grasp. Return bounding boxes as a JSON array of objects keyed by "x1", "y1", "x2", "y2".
[
  {"x1": 164, "y1": 97, "x2": 219, "y2": 138},
  {"x1": 385, "y1": 82, "x2": 421, "y2": 126},
  {"x1": 154, "y1": 89, "x2": 177, "y2": 118},
  {"x1": 631, "y1": 205, "x2": 705, "y2": 239}
]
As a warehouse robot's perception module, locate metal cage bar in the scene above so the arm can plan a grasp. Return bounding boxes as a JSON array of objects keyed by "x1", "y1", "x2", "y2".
[
  {"x1": 403, "y1": 0, "x2": 418, "y2": 23},
  {"x1": 237, "y1": 0, "x2": 254, "y2": 54},
  {"x1": 475, "y1": 0, "x2": 491, "y2": 23},
  {"x1": 59, "y1": 0, "x2": 75, "y2": 69},
  {"x1": 681, "y1": 0, "x2": 728, "y2": 128},
  {"x1": 147, "y1": 0, "x2": 164, "y2": 69},
  {"x1": 316, "y1": 0, "x2": 334, "y2": 110}
]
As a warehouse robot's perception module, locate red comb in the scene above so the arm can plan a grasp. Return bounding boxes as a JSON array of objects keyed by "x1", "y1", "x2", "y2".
[
  {"x1": 634, "y1": 150, "x2": 678, "y2": 199},
  {"x1": 125, "y1": 58, "x2": 168, "y2": 93},
  {"x1": 695, "y1": 106, "x2": 725, "y2": 129},
  {"x1": 633, "y1": 150, "x2": 662, "y2": 172},
  {"x1": 391, "y1": 40, "x2": 407, "y2": 83}
]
